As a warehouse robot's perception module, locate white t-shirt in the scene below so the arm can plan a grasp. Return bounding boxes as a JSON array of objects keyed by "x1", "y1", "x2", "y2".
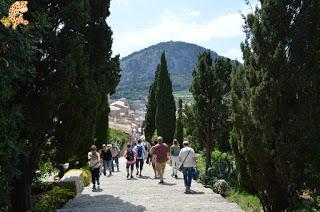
[
  {"x1": 179, "y1": 147, "x2": 195, "y2": 168},
  {"x1": 88, "y1": 151, "x2": 100, "y2": 169}
]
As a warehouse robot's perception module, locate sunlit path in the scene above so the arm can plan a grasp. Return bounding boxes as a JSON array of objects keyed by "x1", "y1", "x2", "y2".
[{"x1": 58, "y1": 158, "x2": 242, "y2": 212}]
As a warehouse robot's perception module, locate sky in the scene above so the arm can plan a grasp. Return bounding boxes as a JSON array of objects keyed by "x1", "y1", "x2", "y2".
[{"x1": 108, "y1": 0, "x2": 258, "y2": 62}]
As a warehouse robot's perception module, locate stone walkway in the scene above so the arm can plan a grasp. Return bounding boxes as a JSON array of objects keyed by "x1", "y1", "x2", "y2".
[{"x1": 59, "y1": 158, "x2": 242, "y2": 212}]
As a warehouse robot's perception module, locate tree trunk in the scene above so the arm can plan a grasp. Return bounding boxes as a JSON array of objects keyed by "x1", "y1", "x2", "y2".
[
  {"x1": 11, "y1": 156, "x2": 32, "y2": 211},
  {"x1": 205, "y1": 143, "x2": 212, "y2": 173}
]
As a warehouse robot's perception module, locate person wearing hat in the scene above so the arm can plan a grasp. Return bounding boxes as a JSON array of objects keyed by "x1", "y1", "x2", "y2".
[{"x1": 179, "y1": 140, "x2": 196, "y2": 193}]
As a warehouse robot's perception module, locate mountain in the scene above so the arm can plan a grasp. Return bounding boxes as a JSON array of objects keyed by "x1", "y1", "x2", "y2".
[{"x1": 112, "y1": 41, "x2": 219, "y2": 100}]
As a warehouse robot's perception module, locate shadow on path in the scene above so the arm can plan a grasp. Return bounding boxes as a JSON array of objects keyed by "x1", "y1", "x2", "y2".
[
  {"x1": 92, "y1": 188, "x2": 103, "y2": 193},
  {"x1": 185, "y1": 190, "x2": 205, "y2": 195},
  {"x1": 59, "y1": 194, "x2": 146, "y2": 212},
  {"x1": 160, "y1": 182, "x2": 176, "y2": 186},
  {"x1": 138, "y1": 176, "x2": 151, "y2": 179}
]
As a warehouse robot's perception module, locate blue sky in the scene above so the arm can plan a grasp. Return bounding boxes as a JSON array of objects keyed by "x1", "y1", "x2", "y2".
[{"x1": 108, "y1": 0, "x2": 258, "y2": 62}]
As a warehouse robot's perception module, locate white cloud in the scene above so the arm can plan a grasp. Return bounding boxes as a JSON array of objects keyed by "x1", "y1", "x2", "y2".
[
  {"x1": 112, "y1": 9, "x2": 247, "y2": 57},
  {"x1": 223, "y1": 48, "x2": 243, "y2": 63},
  {"x1": 183, "y1": 8, "x2": 201, "y2": 17}
]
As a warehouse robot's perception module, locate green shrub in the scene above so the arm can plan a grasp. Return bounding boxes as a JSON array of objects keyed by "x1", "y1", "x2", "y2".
[
  {"x1": 33, "y1": 186, "x2": 75, "y2": 212},
  {"x1": 32, "y1": 181, "x2": 54, "y2": 195},
  {"x1": 80, "y1": 168, "x2": 91, "y2": 187},
  {"x1": 109, "y1": 128, "x2": 130, "y2": 149}
]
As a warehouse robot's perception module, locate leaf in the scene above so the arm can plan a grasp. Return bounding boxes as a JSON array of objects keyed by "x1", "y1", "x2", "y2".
[{"x1": 0, "y1": 16, "x2": 11, "y2": 28}]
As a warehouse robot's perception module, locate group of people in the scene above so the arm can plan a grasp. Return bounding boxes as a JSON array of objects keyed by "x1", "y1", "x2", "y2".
[
  {"x1": 87, "y1": 142, "x2": 120, "y2": 190},
  {"x1": 87, "y1": 136, "x2": 197, "y2": 193}
]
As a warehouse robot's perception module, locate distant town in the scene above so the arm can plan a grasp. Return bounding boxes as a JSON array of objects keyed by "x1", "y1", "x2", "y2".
[{"x1": 109, "y1": 98, "x2": 147, "y2": 140}]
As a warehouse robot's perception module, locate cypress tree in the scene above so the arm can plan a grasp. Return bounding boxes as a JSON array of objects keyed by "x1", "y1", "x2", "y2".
[
  {"x1": 144, "y1": 65, "x2": 159, "y2": 142},
  {"x1": 191, "y1": 51, "x2": 232, "y2": 171},
  {"x1": 1, "y1": 0, "x2": 120, "y2": 210},
  {"x1": 230, "y1": 0, "x2": 320, "y2": 210},
  {"x1": 155, "y1": 52, "x2": 176, "y2": 143},
  {"x1": 175, "y1": 98, "x2": 184, "y2": 146}
]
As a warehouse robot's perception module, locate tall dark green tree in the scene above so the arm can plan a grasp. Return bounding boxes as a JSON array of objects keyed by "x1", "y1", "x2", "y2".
[
  {"x1": 175, "y1": 98, "x2": 184, "y2": 146},
  {"x1": 155, "y1": 52, "x2": 176, "y2": 143},
  {"x1": 89, "y1": 0, "x2": 121, "y2": 147},
  {"x1": 0, "y1": 0, "x2": 119, "y2": 210},
  {"x1": 230, "y1": 0, "x2": 320, "y2": 211},
  {"x1": 144, "y1": 65, "x2": 159, "y2": 142},
  {"x1": 191, "y1": 51, "x2": 232, "y2": 171}
]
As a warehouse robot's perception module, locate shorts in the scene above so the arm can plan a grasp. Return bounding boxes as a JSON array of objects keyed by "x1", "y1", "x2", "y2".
[{"x1": 156, "y1": 162, "x2": 166, "y2": 171}]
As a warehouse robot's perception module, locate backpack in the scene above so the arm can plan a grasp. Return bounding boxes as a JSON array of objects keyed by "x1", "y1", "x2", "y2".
[
  {"x1": 126, "y1": 148, "x2": 134, "y2": 161},
  {"x1": 137, "y1": 145, "x2": 143, "y2": 158}
]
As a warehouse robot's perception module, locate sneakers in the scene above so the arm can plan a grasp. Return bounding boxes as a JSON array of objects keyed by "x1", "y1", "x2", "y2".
[{"x1": 185, "y1": 187, "x2": 191, "y2": 193}]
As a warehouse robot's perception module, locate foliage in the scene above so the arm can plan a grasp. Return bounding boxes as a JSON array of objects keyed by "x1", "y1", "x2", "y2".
[
  {"x1": 33, "y1": 186, "x2": 75, "y2": 212},
  {"x1": 144, "y1": 66, "x2": 158, "y2": 142},
  {"x1": 175, "y1": 99, "x2": 184, "y2": 146},
  {"x1": 109, "y1": 128, "x2": 130, "y2": 150},
  {"x1": 0, "y1": 0, "x2": 119, "y2": 210},
  {"x1": 229, "y1": 0, "x2": 320, "y2": 211},
  {"x1": 190, "y1": 51, "x2": 232, "y2": 171},
  {"x1": 155, "y1": 52, "x2": 176, "y2": 143},
  {"x1": 226, "y1": 189, "x2": 262, "y2": 212},
  {"x1": 80, "y1": 168, "x2": 91, "y2": 187},
  {"x1": 31, "y1": 182, "x2": 54, "y2": 196}
]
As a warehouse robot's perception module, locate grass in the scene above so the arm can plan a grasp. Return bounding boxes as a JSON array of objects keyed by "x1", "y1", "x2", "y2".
[{"x1": 226, "y1": 189, "x2": 262, "y2": 212}]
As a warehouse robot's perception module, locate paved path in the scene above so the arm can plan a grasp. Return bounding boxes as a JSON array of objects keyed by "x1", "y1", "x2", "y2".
[{"x1": 59, "y1": 158, "x2": 242, "y2": 212}]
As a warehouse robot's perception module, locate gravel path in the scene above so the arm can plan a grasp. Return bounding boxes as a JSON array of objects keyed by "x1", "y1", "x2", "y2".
[{"x1": 58, "y1": 158, "x2": 242, "y2": 212}]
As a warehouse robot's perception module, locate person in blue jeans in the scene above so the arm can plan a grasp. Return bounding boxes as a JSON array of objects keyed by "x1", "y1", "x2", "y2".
[
  {"x1": 101, "y1": 144, "x2": 113, "y2": 177},
  {"x1": 179, "y1": 141, "x2": 196, "y2": 193}
]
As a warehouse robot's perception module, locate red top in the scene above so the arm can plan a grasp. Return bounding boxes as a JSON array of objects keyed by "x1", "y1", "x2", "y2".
[{"x1": 152, "y1": 143, "x2": 169, "y2": 163}]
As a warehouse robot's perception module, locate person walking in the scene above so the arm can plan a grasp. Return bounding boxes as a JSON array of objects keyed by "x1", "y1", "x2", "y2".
[
  {"x1": 134, "y1": 139, "x2": 146, "y2": 177},
  {"x1": 179, "y1": 141, "x2": 196, "y2": 193},
  {"x1": 124, "y1": 143, "x2": 137, "y2": 178},
  {"x1": 170, "y1": 139, "x2": 180, "y2": 178},
  {"x1": 88, "y1": 145, "x2": 101, "y2": 190},
  {"x1": 144, "y1": 140, "x2": 152, "y2": 164},
  {"x1": 149, "y1": 140, "x2": 158, "y2": 178},
  {"x1": 111, "y1": 141, "x2": 120, "y2": 172},
  {"x1": 101, "y1": 144, "x2": 113, "y2": 177},
  {"x1": 151, "y1": 136, "x2": 170, "y2": 184}
]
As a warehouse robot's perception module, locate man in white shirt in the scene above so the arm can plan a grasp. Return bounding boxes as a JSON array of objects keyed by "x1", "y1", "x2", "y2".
[{"x1": 179, "y1": 141, "x2": 196, "y2": 193}]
